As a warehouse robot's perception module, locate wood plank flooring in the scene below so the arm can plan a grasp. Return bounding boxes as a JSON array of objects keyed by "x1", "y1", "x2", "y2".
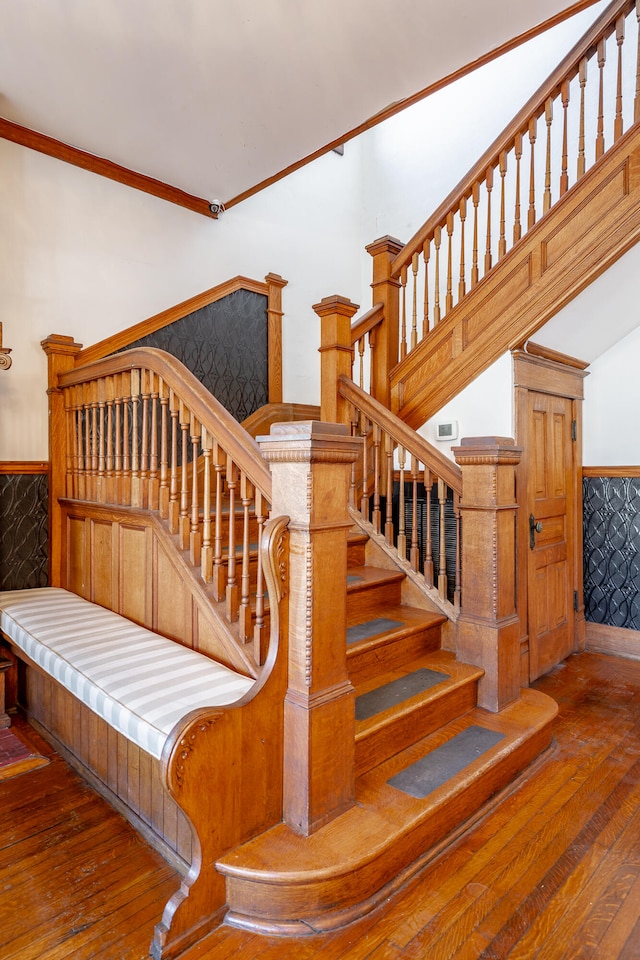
[{"x1": 1, "y1": 651, "x2": 640, "y2": 959}]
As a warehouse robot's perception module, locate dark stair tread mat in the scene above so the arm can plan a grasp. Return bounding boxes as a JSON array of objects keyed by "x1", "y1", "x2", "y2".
[
  {"x1": 347, "y1": 617, "x2": 404, "y2": 645},
  {"x1": 356, "y1": 667, "x2": 450, "y2": 721},
  {"x1": 347, "y1": 574, "x2": 364, "y2": 584},
  {"x1": 387, "y1": 725, "x2": 506, "y2": 799}
]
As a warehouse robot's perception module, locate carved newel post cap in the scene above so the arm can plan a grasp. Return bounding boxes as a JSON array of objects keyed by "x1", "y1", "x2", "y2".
[{"x1": 452, "y1": 436, "x2": 522, "y2": 465}]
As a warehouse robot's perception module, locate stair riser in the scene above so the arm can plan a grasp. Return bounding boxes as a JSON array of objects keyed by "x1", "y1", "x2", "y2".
[
  {"x1": 347, "y1": 581, "x2": 403, "y2": 622},
  {"x1": 347, "y1": 542, "x2": 366, "y2": 568},
  {"x1": 355, "y1": 680, "x2": 478, "y2": 776},
  {"x1": 221, "y1": 722, "x2": 554, "y2": 933},
  {"x1": 347, "y1": 624, "x2": 441, "y2": 687}
]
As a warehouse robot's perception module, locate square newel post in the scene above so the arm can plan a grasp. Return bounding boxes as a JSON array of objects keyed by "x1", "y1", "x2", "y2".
[
  {"x1": 365, "y1": 236, "x2": 404, "y2": 410},
  {"x1": 41, "y1": 334, "x2": 83, "y2": 586},
  {"x1": 452, "y1": 437, "x2": 522, "y2": 712},
  {"x1": 315, "y1": 295, "x2": 359, "y2": 426},
  {"x1": 259, "y1": 421, "x2": 361, "y2": 835}
]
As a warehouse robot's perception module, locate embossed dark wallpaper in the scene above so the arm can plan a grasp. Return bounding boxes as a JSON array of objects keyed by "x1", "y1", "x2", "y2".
[
  {"x1": 122, "y1": 288, "x2": 269, "y2": 421},
  {"x1": 0, "y1": 474, "x2": 48, "y2": 589},
  {"x1": 583, "y1": 476, "x2": 640, "y2": 630}
]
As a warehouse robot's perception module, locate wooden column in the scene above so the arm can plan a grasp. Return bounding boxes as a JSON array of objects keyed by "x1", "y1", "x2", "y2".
[
  {"x1": 265, "y1": 272, "x2": 287, "y2": 404},
  {"x1": 365, "y1": 236, "x2": 404, "y2": 410},
  {"x1": 259, "y1": 421, "x2": 361, "y2": 835},
  {"x1": 41, "y1": 334, "x2": 83, "y2": 586},
  {"x1": 452, "y1": 437, "x2": 522, "y2": 712},
  {"x1": 315, "y1": 295, "x2": 359, "y2": 426}
]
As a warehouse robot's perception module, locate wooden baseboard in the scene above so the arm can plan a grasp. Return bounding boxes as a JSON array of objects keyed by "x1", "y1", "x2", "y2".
[{"x1": 585, "y1": 622, "x2": 640, "y2": 661}]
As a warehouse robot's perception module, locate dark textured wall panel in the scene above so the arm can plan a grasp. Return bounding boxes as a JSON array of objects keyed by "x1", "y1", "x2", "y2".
[
  {"x1": 123, "y1": 288, "x2": 269, "y2": 421},
  {"x1": 583, "y1": 476, "x2": 640, "y2": 630},
  {"x1": 0, "y1": 474, "x2": 48, "y2": 589}
]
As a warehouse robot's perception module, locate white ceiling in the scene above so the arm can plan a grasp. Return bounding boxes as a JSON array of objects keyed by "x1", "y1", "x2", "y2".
[{"x1": 0, "y1": 0, "x2": 601, "y2": 208}]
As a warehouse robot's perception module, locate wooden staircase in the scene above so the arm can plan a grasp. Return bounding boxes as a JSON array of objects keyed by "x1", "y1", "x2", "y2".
[{"x1": 216, "y1": 529, "x2": 557, "y2": 935}]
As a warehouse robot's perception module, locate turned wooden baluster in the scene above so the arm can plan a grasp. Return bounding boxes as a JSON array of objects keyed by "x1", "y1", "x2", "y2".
[
  {"x1": 596, "y1": 37, "x2": 607, "y2": 160},
  {"x1": 121, "y1": 372, "x2": 132, "y2": 506},
  {"x1": 528, "y1": 116, "x2": 538, "y2": 228},
  {"x1": 544, "y1": 97, "x2": 553, "y2": 215},
  {"x1": 372, "y1": 422, "x2": 382, "y2": 535},
  {"x1": 409, "y1": 455, "x2": 420, "y2": 571},
  {"x1": 498, "y1": 151, "x2": 507, "y2": 259},
  {"x1": 384, "y1": 435, "x2": 394, "y2": 545},
  {"x1": 212, "y1": 441, "x2": 226, "y2": 602},
  {"x1": 437, "y1": 477, "x2": 448, "y2": 601},
  {"x1": 424, "y1": 468, "x2": 433, "y2": 588},
  {"x1": 484, "y1": 167, "x2": 493, "y2": 273},
  {"x1": 139, "y1": 369, "x2": 150, "y2": 508},
  {"x1": 445, "y1": 212, "x2": 454, "y2": 314},
  {"x1": 178, "y1": 401, "x2": 190, "y2": 550},
  {"x1": 63, "y1": 387, "x2": 74, "y2": 499},
  {"x1": 114, "y1": 376, "x2": 123, "y2": 505},
  {"x1": 433, "y1": 226, "x2": 442, "y2": 325},
  {"x1": 148, "y1": 371, "x2": 160, "y2": 510},
  {"x1": 74, "y1": 385, "x2": 85, "y2": 500},
  {"x1": 615, "y1": 14, "x2": 626, "y2": 142},
  {"x1": 560, "y1": 80, "x2": 570, "y2": 197},
  {"x1": 96, "y1": 377, "x2": 106, "y2": 503},
  {"x1": 130, "y1": 369, "x2": 141, "y2": 507},
  {"x1": 189, "y1": 414, "x2": 202, "y2": 566},
  {"x1": 400, "y1": 264, "x2": 408, "y2": 360},
  {"x1": 168, "y1": 389, "x2": 180, "y2": 533},
  {"x1": 422, "y1": 239, "x2": 430, "y2": 337},
  {"x1": 357, "y1": 334, "x2": 366, "y2": 390},
  {"x1": 226, "y1": 458, "x2": 239, "y2": 623},
  {"x1": 471, "y1": 182, "x2": 480, "y2": 287},
  {"x1": 158, "y1": 378, "x2": 170, "y2": 519},
  {"x1": 513, "y1": 133, "x2": 523, "y2": 244},
  {"x1": 105, "y1": 376, "x2": 115, "y2": 503},
  {"x1": 411, "y1": 252, "x2": 419, "y2": 350},
  {"x1": 200, "y1": 427, "x2": 213, "y2": 583},
  {"x1": 458, "y1": 196, "x2": 467, "y2": 301},
  {"x1": 238, "y1": 473, "x2": 254, "y2": 642},
  {"x1": 360, "y1": 410, "x2": 370, "y2": 522},
  {"x1": 348, "y1": 407, "x2": 358, "y2": 510},
  {"x1": 578, "y1": 57, "x2": 588, "y2": 178},
  {"x1": 253, "y1": 489, "x2": 268, "y2": 664},
  {"x1": 89, "y1": 380, "x2": 98, "y2": 501},
  {"x1": 397, "y1": 446, "x2": 407, "y2": 561}
]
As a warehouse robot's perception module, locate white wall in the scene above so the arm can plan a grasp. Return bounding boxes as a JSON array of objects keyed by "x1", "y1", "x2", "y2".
[
  {"x1": 0, "y1": 136, "x2": 363, "y2": 460},
  {"x1": 582, "y1": 324, "x2": 640, "y2": 466}
]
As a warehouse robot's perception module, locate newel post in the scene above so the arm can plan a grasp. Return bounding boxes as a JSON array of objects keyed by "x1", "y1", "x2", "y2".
[
  {"x1": 452, "y1": 437, "x2": 522, "y2": 712},
  {"x1": 265, "y1": 272, "x2": 287, "y2": 404},
  {"x1": 365, "y1": 236, "x2": 404, "y2": 410},
  {"x1": 41, "y1": 334, "x2": 83, "y2": 586},
  {"x1": 315, "y1": 295, "x2": 359, "y2": 425},
  {"x1": 259, "y1": 421, "x2": 361, "y2": 835}
]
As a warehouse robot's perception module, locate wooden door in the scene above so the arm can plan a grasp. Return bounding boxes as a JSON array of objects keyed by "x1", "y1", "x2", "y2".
[{"x1": 526, "y1": 390, "x2": 576, "y2": 681}]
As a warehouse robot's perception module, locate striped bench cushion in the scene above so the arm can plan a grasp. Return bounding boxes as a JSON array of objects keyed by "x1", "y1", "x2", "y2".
[{"x1": 0, "y1": 587, "x2": 254, "y2": 760}]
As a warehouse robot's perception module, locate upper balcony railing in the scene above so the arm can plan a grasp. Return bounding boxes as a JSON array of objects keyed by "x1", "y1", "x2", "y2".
[{"x1": 390, "y1": 0, "x2": 639, "y2": 363}]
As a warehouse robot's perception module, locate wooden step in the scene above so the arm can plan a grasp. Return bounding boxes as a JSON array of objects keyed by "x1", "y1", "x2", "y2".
[
  {"x1": 347, "y1": 530, "x2": 369, "y2": 568},
  {"x1": 354, "y1": 650, "x2": 483, "y2": 775},
  {"x1": 346, "y1": 566, "x2": 405, "y2": 621},
  {"x1": 217, "y1": 688, "x2": 558, "y2": 936},
  {"x1": 346, "y1": 604, "x2": 444, "y2": 686}
]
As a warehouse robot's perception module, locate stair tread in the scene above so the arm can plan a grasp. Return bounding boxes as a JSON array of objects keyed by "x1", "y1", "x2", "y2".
[
  {"x1": 217, "y1": 688, "x2": 557, "y2": 880},
  {"x1": 354, "y1": 651, "x2": 483, "y2": 731},
  {"x1": 346, "y1": 565, "x2": 405, "y2": 590},
  {"x1": 346, "y1": 603, "x2": 445, "y2": 642}
]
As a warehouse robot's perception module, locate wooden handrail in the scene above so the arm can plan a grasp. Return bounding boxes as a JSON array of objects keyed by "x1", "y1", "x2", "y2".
[
  {"x1": 392, "y1": 0, "x2": 631, "y2": 276},
  {"x1": 350, "y1": 303, "x2": 384, "y2": 344},
  {"x1": 59, "y1": 347, "x2": 272, "y2": 498},
  {"x1": 338, "y1": 375, "x2": 462, "y2": 493}
]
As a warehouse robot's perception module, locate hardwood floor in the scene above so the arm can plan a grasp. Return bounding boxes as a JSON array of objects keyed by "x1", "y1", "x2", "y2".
[{"x1": 2, "y1": 651, "x2": 640, "y2": 959}]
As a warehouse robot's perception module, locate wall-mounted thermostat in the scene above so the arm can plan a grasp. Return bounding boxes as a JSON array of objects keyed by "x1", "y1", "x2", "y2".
[{"x1": 436, "y1": 420, "x2": 458, "y2": 441}]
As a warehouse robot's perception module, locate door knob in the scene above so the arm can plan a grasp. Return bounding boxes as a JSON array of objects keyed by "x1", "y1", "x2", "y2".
[{"x1": 529, "y1": 513, "x2": 543, "y2": 549}]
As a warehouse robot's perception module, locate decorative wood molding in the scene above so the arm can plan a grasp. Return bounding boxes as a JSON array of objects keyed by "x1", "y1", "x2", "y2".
[
  {"x1": 0, "y1": 117, "x2": 215, "y2": 218},
  {"x1": 75, "y1": 275, "x2": 269, "y2": 366},
  {"x1": 522, "y1": 340, "x2": 589, "y2": 370},
  {"x1": 583, "y1": 465, "x2": 640, "y2": 477},
  {"x1": 585, "y1": 621, "x2": 640, "y2": 660},
  {"x1": 0, "y1": 462, "x2": 48, "y2": 474}
]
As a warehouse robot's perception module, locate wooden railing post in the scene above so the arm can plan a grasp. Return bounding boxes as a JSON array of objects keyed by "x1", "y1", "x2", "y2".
[
  {"x1": 41, "y1": 334, "x2": 82, "y2": 586},
  {"x1": 315, "y1": 295, "x2": 359, "y2": 425},
  {"x1": 365, "y1": 236, "x2": 404, "y2": 410},
  {"x1": 259, "y1": 421, "x2": 361, "y2": 835},
  {"x1": 265, "y1": 272, "x2": 287, "y2": 404},
  {"x1": 452, "y1": 437, "x2": 522, "y2": 712}
]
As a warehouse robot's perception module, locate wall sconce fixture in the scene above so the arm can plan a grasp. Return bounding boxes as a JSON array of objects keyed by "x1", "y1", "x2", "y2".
[{"x1": 0, "y1": 323, "x2": 12, "y2": 370}]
